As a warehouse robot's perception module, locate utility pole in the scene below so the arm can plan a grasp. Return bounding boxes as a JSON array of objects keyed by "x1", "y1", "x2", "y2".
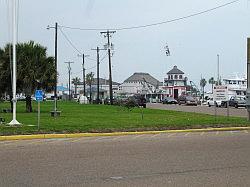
[
  {"x1": 247, "y1": 38, "x2": 250, "y2": 120},
  {"x1": 47, "y1": 22, "x2": 59, "y2": 116},
  {"x1": 65, "y1": 61, "x2": 74, "y2": 100},
  {"x1": 92, "y1": 47, "x2": 105, "y2": 104},
  {"x1": 78, "y1": 53, "x2": 89, "y2": 96},
  {"x1": 101, "y1": 30, "x2": 116, "y2": 105}
]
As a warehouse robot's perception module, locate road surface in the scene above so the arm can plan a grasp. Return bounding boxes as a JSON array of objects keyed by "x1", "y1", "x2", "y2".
[
  {"x1": 1, "y1": 131, "x2": 250, "y2": 186},
  {"x1": 147, "y1": 103, "x2": 247, "y2": 117}
]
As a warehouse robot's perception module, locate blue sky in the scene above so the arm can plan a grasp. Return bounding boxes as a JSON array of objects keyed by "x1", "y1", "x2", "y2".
[{"x1": 1, "y1": 0, "x2": 250, "y2": 89}]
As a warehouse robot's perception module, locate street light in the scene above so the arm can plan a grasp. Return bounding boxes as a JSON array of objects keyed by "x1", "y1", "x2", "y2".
[{"x1": 47, "y1": 22, "x2": 60, "y2": 117}]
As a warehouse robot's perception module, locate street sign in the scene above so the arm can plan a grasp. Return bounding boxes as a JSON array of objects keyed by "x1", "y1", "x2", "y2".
[
  {"x1": 213, "y1": 86, "x2": 228, "y2": 101},
  {"x1": 35, "y1": 90, "x2": 43, "y2": 102}
]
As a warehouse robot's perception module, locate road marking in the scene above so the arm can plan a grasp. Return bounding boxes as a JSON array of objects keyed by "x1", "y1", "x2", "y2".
[
  {"x1": 110, "y1": 176, "x2": 123, "y2": 180},
  {"x1": 112, "y1": 136, "x2": 122, "y2": 140},
  {"x1": 93, "y1": 137, "x2": 107, "y2": 141},
  {"x1": 167, "y1": 133, "x2": 175, "y2": 137},
  {"x1": 131, "y1": 135, "x2": 144, "y2": 139},
  {"x1": 216, "y1": 131, "x2": 219, "y2": 135},
  {"x1": 200, "y1": 132, "x2": 205, "y2": 136},
  {"x1": 150, "y1": 133, "x2": 161, "y2": 138},
  {"x1": 244, "y1": 130, "x2": 249, "y2": 134},
  {"x1": 184, "y1": 133, "x2": 190, "y2": 136}
]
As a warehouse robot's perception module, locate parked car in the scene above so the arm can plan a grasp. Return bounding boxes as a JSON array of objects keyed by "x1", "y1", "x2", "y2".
[
  {"x1": 162, "y1": 97, "x2": 177, "y2": 104},
  {"x1": 178, "y1": 95, "x2": 197, "y2": 106},
  {"x1": 207, "y1": 98, "x2": 222, "y2": 107},
  {"x1": 228, "y1": 96, "x2": 246, "y2": 108}
]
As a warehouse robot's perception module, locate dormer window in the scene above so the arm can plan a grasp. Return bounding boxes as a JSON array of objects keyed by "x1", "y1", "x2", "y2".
[
  {"x1": 174, "y1": 75, "x2": 178, "y2": 79},
  {"x1": 179, "y1": 75, "x2": 183, "y2": 79}
]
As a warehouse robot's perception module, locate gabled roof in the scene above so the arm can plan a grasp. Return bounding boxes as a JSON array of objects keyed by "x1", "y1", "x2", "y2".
[
  {"x1": 124, "y1": 72, "x2": 160, "y2": 87},
  {"x1": 167, "y1": 66, "x2": 184, "y2": 75}
]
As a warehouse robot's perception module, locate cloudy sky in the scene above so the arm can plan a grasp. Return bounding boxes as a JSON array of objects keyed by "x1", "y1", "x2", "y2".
[{"x1": 1, "y1": 0, "x2": 250, "y2": 89}]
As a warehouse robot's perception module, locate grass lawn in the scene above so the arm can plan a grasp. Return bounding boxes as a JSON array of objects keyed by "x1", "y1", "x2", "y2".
[{"x1": 0, "y1": 101, "x2": 249, "y2": 135}]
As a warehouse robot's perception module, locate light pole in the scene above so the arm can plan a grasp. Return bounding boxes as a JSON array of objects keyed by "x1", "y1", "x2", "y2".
[
  {"x1": 9, "y1": 0, "x2": 20, "y2": 125},
  {"x1": 47, "y1": 22, "x2": 60, "y2": 116}
]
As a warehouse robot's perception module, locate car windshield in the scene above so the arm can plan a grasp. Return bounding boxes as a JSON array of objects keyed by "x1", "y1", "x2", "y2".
[{"x1": 186, "y1": 96, "x2": 195, "y2": 100}]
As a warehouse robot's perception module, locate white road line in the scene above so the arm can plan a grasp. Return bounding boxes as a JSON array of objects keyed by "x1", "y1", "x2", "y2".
[
  {"x1": 150, "y1": 133, "x2": 161, "y2": 138},
  {"x1": 216, "y1": 131, "x2": 219, "y2": 135},
  {"x1": 167, "y1": 133, "x2": 175, "y2": 137},
  {"x1": 244, "y1": 130, "x2": 249, "y2": 134},
  {"x1": 200, "y1": 132, "x2": 205, "y2": 136},
  {"x1": 131, "y1": 135, "x2": 144, "y2": 139},
  {"x1": 184, "y1": 133, "x2": 190, "y2": 136},
  {"x1": 112, "y1": 136, "x2": 122, "y2": 140}
]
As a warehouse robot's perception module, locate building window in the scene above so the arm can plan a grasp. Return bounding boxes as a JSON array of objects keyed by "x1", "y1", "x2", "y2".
[
  {"x1": 174, "y1": 75, "x2": 178, "y2": 79},
  {"x1": 171, "y1": 75, "x2": 173, "y2": 79},
  {"x1": 168, "y1": 75, "x2": 170, "y2": 79},
  {"x1": 179, "y1": 75, "x2": 182, "y2": 79}
]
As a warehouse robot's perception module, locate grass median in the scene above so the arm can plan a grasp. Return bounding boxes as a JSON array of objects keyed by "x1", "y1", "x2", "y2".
[{"x1": 0, "y1": 101, "x2": 249, "y2": 135}]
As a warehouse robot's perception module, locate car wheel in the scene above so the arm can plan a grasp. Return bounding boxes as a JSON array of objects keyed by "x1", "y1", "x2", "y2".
[
  {"x1": 208, "y1": 104, "x2": 211, "y2": 107},
  {"x1": 235, "y1": 103, "x2": 238, "y2": 108}
]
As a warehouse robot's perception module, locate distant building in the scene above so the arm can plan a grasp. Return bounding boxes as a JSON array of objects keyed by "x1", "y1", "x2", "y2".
[
  {"x1": 223, "y1": 74, "x2": 247, "y2": 97},
  {"x1": 162, "y1": 66, "x2": 187, "y2": 99},
  {"x1": 74, "y1": 78, "x2": 120, "y2": 99},
  {"x1": 118, "y1": 72, "x2": 160, "y2": 95}
]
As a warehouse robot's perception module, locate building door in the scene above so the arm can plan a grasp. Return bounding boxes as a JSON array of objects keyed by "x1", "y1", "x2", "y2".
[{"x1": 174, "y1": 89, "x2": 178, "y2": 99}]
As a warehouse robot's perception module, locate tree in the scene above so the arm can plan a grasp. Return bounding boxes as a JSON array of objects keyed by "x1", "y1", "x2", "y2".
[
  {"x1": 86, "y1": 72, "x2": 94, "y2": 103},
  {"x1": 200, "y1": 78, "x2": 207, "y2": 101},
  {"x1": 0, "y1": 41, "x2": 55, "y2": 112},
  {"x1": 71, "y1": 77, "x2": 81, "y2": 97},
  {"x1": 208, "y1": 77, "x2": 215, "y2": 93}
]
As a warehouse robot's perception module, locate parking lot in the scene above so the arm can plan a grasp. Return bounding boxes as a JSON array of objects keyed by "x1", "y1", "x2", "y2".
[{"x1": 147, "y1": 103, "x2": 248, "y2": 118}]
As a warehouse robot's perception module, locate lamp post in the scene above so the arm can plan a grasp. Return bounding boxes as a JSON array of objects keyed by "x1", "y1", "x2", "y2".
[{"x1": 47, "y1": 22, "x2": 60, "y2": 116}]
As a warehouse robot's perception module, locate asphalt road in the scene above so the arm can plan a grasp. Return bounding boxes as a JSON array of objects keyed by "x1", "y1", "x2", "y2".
[
  {"x1": 147, "y1": 103, "x2": 248, "y2": 118},
  {"x1": 1, "y1": 131, "x2": 250, "y2": 187}
]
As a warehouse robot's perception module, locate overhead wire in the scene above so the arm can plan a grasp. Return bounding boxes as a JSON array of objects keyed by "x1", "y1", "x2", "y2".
[{"x1": 59, "y1": 0, "x2": 240, "y2": 31}]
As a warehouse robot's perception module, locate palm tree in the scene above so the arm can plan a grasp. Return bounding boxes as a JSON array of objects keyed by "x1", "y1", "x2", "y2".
[
  {"x1": 72, "y1": 77, "x2": 81, "y2": 97},
  {"x1": 86, "y1": 72, "x2": 94, "y2": 103},
  {"x1": 200, "y1": 78, "x2": 207, "y2": 101},
  {"x1": 208, "y1": 77, "x2": 215, "y2": 93},
  {"x1": 0, "y1": 41, "x2": 55, "y2": 112}
]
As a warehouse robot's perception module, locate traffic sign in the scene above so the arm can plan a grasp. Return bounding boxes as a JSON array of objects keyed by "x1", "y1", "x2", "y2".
[{"x1": 35, "y1": 90, "x2": 43, "y2": 102}]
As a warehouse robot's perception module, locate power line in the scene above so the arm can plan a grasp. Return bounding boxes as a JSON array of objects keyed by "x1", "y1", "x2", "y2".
[
  {"x1": 59, "y1": 26, "x2": 82, "y2": 54},
  {"x1": 59, "y1": 0, "x2": 240, "y2": 31}
]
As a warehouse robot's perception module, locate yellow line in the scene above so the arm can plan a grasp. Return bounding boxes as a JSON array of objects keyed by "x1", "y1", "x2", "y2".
[{"x1": 1, "y1": 127, "x2": 250, "y2": 141}]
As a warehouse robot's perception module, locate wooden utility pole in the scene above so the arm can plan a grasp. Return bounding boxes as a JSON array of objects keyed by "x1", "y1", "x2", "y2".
[
  {"x1": 65, "y1": 61, "x2": 74, "y2": 100},
  {"x1": 100, "y1": 30, "x2": 116, "y2": 105},
  {"x1": 92, "y1": 47, "x2": 105, "y2": 103},
  {"x1": 247, "y1": 38, "x2": 250, "y2": 120}
]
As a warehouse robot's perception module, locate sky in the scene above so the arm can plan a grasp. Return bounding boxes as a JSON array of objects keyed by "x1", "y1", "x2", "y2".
[{"x1": 1, "y1": 0, "x2": 250, "y2": 90}]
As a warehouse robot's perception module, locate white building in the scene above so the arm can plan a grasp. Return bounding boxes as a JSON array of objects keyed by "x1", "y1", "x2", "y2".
[
  {"x1": 118, "y1": 72, "x2": 160, "y2": 95},
  {"x1": 223, "y1": 74, "x2": 247, "y2": 97}
]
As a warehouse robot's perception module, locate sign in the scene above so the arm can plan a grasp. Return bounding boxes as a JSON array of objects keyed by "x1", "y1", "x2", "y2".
[
  {"x1": 213, "y1": 86, "x2": 228, "y2": 101},
  {"x1": 35, "y1": 90, "x2": 43, "y2": 102}
]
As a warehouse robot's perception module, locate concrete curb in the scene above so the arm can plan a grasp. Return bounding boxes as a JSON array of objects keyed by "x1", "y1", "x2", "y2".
[{"x1": 0, "y1": 126, "x2": 250, "y2": 141}]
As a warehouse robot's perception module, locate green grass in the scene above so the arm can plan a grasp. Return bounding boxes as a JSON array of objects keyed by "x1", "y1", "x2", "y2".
[{"x1": 0, "y1": 101, "x2": 249, "y2": 135}]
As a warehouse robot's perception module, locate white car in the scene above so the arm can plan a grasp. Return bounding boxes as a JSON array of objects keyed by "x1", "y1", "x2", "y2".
[{"x1": 207, "y1": 98, "x2": 222, "y2": 107}]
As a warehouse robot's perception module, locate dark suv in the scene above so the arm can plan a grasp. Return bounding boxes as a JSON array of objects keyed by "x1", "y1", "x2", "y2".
[{"x1": 178, "y1": 95, "x2": 197, "y2": 106}]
